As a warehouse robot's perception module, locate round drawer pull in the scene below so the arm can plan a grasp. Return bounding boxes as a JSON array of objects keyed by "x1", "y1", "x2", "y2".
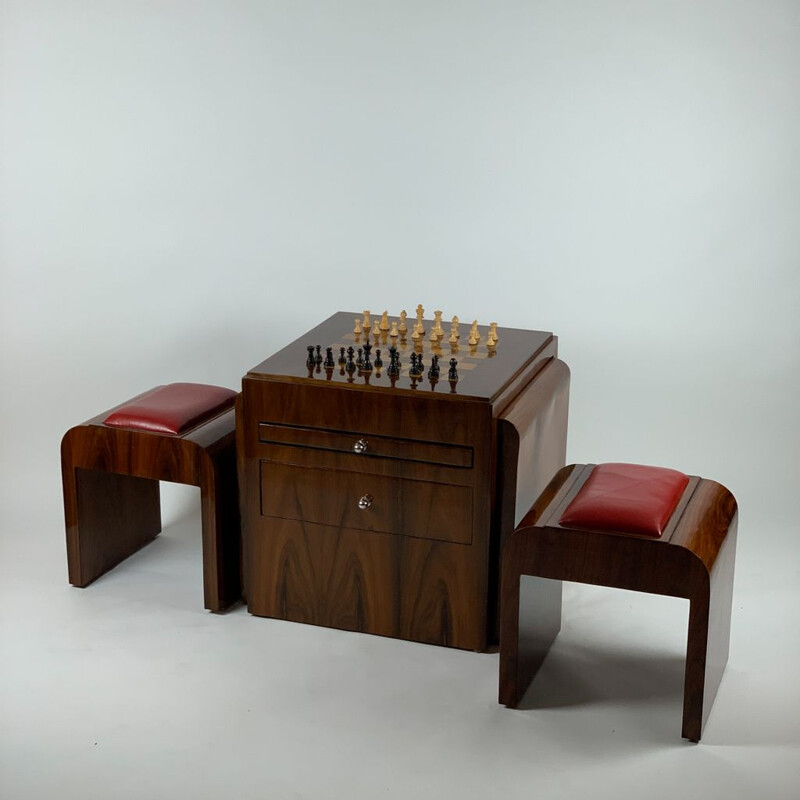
[
  {"x1": 358, "y1": 494, "x2": 373, "y2": 510},
  {"x1": 353, "y1": 438, "x2": 368, "y2": 454}
]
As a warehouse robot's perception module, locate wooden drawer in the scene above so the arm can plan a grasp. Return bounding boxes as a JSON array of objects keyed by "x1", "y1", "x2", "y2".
[
  {"x1": 259, "y1": 422, "x2": 473, "y2": 469},
  {"x1": 260, "y1": 461, "x2": 474, "y2": 545}
]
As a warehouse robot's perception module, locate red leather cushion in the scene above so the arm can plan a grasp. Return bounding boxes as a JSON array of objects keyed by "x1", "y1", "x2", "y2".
[
  {"x1": 559, "y1": 463, "x2": 689, "y2": 538},
  {"x1": 103, "y1": 383, "x2": 237, "y2": 435}
]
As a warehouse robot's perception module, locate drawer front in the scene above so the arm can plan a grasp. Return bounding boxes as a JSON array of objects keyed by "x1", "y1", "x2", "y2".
[
  {"x1": 259, "y1": 423, "x2": 473, "y2": 469},
  {"x1": 260, "y1": 461, "x2": 473, "y2": 545}
]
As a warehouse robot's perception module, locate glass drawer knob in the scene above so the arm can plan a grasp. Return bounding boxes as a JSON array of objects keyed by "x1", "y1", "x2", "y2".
[
  {"x1": 354, "y1": 438, "x2": 368, "y2": 454},
  {"x1": 358, "y1": 494, "x2": 373, "y2": 510}
]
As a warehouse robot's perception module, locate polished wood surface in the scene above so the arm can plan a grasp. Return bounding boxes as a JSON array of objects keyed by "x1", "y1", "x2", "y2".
[
  {"x1": 239, "y1": 312, "x2": 570, "y2": 650},
  {"x1": 248, "y1": 311, "x2": 555, "y2": 404},
  {"x1": 62, "y1": 400, "x2": 241, "y2": 612},
  {"x1": 499, "y1": 463, "x2": 737, "y2": 741}
]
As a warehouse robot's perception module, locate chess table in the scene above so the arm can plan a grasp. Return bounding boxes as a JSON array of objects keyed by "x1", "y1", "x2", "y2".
[{"x1": 237, "y1": 311, "x2": 570, "y2": 650}]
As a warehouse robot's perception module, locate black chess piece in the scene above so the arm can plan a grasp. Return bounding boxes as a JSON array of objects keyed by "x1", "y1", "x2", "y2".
[
  {"x1": 387, "y1": 345, "x2": 400, "y2": 376},
  {"x1": 374, "y1": 349, "x2": 383, "y2": 368},
  {"x1": 356, "y1": 347, "x2": 363, "y2": 369},
  {"x1": 409, "y1": 353, "x2": 419, "y2": 377},
  {"x1": 346, "y1": 346, "x2": 356, "y2": 373},
  {"x1": 427, "y1": 355, "x2": 439, "y2": 380},
  {"x1": 417, "y1": 352, "x2": 424, "y2": 375},
  {"x1": 306, "y1": 345, "x2": 315, "y2": 368},
  {"x1": 324, "y1": 347, "x2": 335, "y2": 368},
  {"x1": 339, "y1": 347, "x2": 346, "y2": 365},
  {"x1": 448, "y1": 358, "x2": 459, "y2": 381},
  {"x1": 362, "y1": 341, "x2": 373, "y2": 371},
  {"x1": 315, "y1": 345, "x2": 323, "y2": 365}
]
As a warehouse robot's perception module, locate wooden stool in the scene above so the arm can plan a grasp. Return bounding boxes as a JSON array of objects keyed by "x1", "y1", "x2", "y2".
[
  {"x1": 61, "y1": 383, "x2": 242, "y2": 612},
  {"x1": 499, "y1": 463, "x2": 738, "y2": 741}
]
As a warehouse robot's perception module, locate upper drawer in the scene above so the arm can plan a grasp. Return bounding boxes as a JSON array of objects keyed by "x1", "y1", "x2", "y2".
[{"x1": 258, "y1": 422, "x2": 473, "y2": 469}]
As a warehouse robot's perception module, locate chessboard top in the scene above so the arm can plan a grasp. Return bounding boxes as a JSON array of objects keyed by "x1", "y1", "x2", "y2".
[{"x1": 246, "y1": 311, "x2": 556, "y2": 404}]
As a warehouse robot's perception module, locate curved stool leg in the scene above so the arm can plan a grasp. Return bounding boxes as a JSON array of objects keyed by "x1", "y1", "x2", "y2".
[
  {"x1": 198, "y1": 445, "x2": 241, "y2": 612},
  {"x1": 65, "y1": 466, "x2": 161, "y2": 587}
]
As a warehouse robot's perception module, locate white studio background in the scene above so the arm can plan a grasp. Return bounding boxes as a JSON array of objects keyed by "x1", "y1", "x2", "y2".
[{"x1": 1, "y1": 2, "x2": 799, "y2": 799}]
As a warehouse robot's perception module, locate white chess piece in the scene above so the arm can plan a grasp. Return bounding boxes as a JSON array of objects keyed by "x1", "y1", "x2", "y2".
[
  {"x1": 354, "y1": 318, "x2": 362, "y2": 335},
  {"x1": 363, "y1": 310, "x2": 371, "y2": 331},
  {"x1": 398, "y1": 310, "x2": 408, "y2": 335},
  {"x1": 380, "y1": 311, "x2": 390, "y2": 331}
]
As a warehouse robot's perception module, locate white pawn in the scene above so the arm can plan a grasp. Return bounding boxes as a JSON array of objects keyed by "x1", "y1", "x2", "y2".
[
  {"x1": 411, "y1": 321, "x2": 422, "y2": 340},
  {"x1": 469, "y1": 320, "x2": 480, "y2": 344},
  {"x1": 488, "y1": 322, "x2": 499, "y2": 345},
  {"x1": 429, "y1": 328, "x2": 439, "y2": 342},
  {"x1": 354, "y1": 318, "x2": 362, "y2": 335},
  {"x1": 390, "y1": 321, "x2": 398, "y2": 338},
  {"x1": 372, "y1": 320, "x2": 380, "y2": 336}
]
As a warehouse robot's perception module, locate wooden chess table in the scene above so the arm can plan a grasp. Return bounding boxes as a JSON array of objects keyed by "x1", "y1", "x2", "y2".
[{"x1": 237, "y1": 311, "x2": 570, "y2": 650}]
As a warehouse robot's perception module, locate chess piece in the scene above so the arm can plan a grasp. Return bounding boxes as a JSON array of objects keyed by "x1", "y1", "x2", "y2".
[
  {"x1": 411, "y1": 322, "x2": 422, "y2": 340},
  {"x1": 417, "y1": 352, "x2": 424, "y2": 375},
  {"x1": 488, "y1": 322, "x2": 499, "y2": 345},
  {"x1": 428, "y1": 355, "x2": 440, "y2": 380},
  {"x1": 448, "y1": 358, "x2": 459, "y2": 381},
  {"x1": 450, "y1": 315, "x2": 460, "y2": 340},
  {"x1": 306, "y1": 345, "x2": 315, "y2": 368},
  {"x1": 469, "y1": 320, "x2": 480, "y2": 344},
  {"x1": 429, "y1": 327, "x2": 439, "y2": 342},
  {"x1": 356, "y1": 347, "x2": 364, "y2": 368},
  {"x1": 409, "y1": 353, "x2": 420, "y2": 377},
  {"x1": 415, "y1": 304, "x2": 425, "y2": 334},
  {"x1": 372, "y1": 320, "x2": 380, "y2": 336},
  {"x1": 354, "y1": 318, "x2": 362, "y2": 335},
  {"x1": 374, "y1": 349, "x2": 383, "y2": 368},
  {"x1": 398, "y1": 310, "x2": 408, "y2": 335},
  {"x1": 363, "y1": 310, "x2": 371, "y2": 331},
  {"x1": 390, "y1": 321, "x2": 398, "y2": 338},
  {"x1": 346, "y1": 346, "x2": 356, "y2": 373},
  {"x1": 339, "y1": 347, "x2": 346, "y2": 365},
  {"x1": 380, "y1": 311, "x2": 390, "y2": 331},
  {"x1": 387, "y1": 345, "x2": 400, "y2": 377},
  {"x1": 433, "y1": 310, "x2": 444, "y2": 337},
  {"x1": 324, "y1": 347, "x2": 335, "y2": 368},
  {"x1": 315, "y1": 345, "x2": 323, "y2": 365},
  {"x1": 362, "y1": 341, "x2": 373, "y2": 371}
]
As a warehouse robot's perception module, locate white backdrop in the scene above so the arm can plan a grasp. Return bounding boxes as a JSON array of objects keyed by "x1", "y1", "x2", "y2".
[{"x1": 2, "y1": 2, "x2": 799, "y2": 798}]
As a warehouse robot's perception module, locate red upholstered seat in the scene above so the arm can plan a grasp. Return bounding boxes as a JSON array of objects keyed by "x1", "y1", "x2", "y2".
[
  {"x1": 558, "y1": 462, "x2": 689, "y2": 538},
  {"x1": 103, "y1": 383, "x2": 237, "y2": 435}
]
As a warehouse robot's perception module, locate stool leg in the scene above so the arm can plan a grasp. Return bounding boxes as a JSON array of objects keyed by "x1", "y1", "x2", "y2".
[
  {"x1": 499, "y1": 533, "x2": 562, "y2": 707},
  {"x1": 64, "y1": 467, "x2": 161, "y2": 587},
  {"x1": 682, "y1": 528, "x2": 737, "y2": 742},
  {"x1": 198, "y1": 447, "x2": 242, "y2": 612}
]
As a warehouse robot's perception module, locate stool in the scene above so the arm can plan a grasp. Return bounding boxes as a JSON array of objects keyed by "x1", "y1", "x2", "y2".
[
  {"x1": 499, "y1": 463, "x2": 737, "y2": 741},
  {"x1": 61, "y1": 383, "x2": 242, "y2": 612}
]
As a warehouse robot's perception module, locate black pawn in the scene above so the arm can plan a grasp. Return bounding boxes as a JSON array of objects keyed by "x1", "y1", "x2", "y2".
[
  {"x1": 375, "y1": 349, "x2": 383, "y2": 368},
  {"x1": 339, "y1": 347, "x2": 346, "y2": 365},
  {"x1": 306, "y1": 345, "x2": 315, "y2": 367},
  {"x1": 346, "y1": 346, "x2": 356, "y2": 373},
  {"x1": 417, "y1": 352, "x2": 424, "y2": 375},
  {"x1": 448, "y1": 358, "x2": 459, "y2": 381},
  {"x1": 324, "y1": 347, "x2": 335, "y2": 368},
  {"x1": 315, "y1": 345, "x2": 323, "y2": 365},
  {"x1": 356, "y1": 347, "x2": 363, "y2": 368}
]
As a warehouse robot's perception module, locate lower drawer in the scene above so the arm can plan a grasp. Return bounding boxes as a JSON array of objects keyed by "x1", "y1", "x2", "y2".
[{"x1": 260, "y1": 461, "x2": 473, "y2": 545}]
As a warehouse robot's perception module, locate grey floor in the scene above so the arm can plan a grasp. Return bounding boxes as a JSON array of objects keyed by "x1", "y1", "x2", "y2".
[{"x1": 2, "y1": 483, "x2": 798, "y2": 800}]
